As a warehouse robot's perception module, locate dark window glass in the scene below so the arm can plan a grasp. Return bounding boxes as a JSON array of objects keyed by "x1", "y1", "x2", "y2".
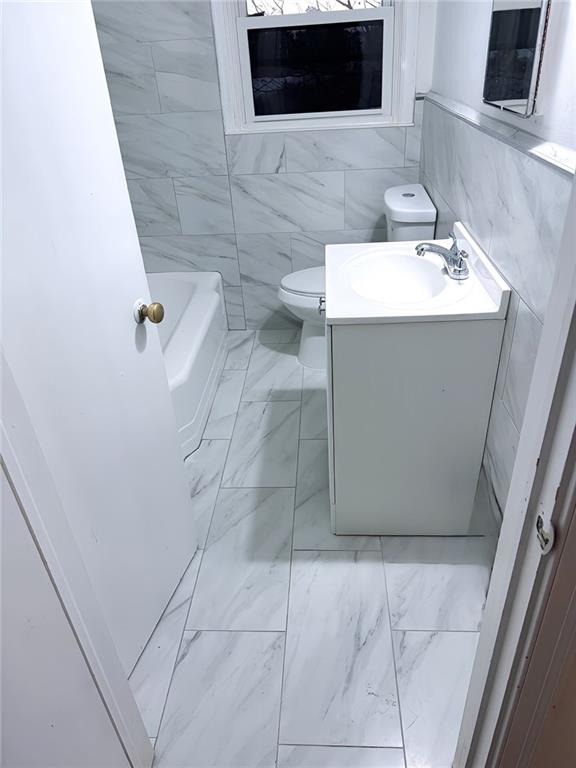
[
  {"x1": 483, "y1": 7, "x2": 541, "y2": 102},
  {"x1": 247, "y1": 20, "x2": 383, "y2": 116}
]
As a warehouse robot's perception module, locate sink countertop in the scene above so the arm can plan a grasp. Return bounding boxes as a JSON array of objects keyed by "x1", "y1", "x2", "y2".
[{"x1": 325, "y1": 221, "x2": 510, "y2": 325}]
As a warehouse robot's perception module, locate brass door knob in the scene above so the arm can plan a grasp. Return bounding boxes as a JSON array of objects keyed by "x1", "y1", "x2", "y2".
[{"x1": 134, "y1": 300, "x2": 165, "y2": 324}]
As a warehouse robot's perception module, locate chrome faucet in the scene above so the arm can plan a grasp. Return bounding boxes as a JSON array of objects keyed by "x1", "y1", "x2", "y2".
[{"x1": 415, "y1": 232, "x2": 469, "y2": 281}]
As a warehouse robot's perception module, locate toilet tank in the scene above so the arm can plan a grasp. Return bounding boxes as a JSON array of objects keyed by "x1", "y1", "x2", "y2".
[
  {"x1": 387, "y1": 221, "x2": 436, "y2": 241},
  {"x1": 384, "y1": 183, "x2": 437, "y2": 242}
]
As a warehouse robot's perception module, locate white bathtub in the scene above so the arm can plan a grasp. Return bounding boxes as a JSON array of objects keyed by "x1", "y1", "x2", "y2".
[{"x1": 147, "y1": 271, "x2": 227, "y2": 459}]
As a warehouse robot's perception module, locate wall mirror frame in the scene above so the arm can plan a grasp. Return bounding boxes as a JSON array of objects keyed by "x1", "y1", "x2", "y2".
[{"x1": 482, "y1": 0, "x2": 551, "y2": 118}]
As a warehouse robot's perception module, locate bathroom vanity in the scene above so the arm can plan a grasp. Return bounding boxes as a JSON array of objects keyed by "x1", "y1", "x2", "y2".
[{"x1": 325, "y1": 223, "x2": 510, "y2": 535}]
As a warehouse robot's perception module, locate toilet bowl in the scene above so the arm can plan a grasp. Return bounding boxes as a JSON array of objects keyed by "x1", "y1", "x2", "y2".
[
  {"x1": 278, "y1": 183, "x2": 437, "y2": 369},
  {"x1": 278, "y1": 266, "x2": 326, "y2": 369}
]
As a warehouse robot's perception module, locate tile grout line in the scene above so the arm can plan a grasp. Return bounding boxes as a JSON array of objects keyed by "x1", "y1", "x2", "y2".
[
  {"x1": 181, "y1": 627, "x2": 289, "y2": 634},
  {"x1": 205, "y1": 366, "x2": 248, "y2": 441},
  {"x1": 382, "y1": 557, "x2": 409, "y2": 768},
  {"x1": 127, "y1": 544, "x2": 201, "y2": 680},
  {"x1": 274, "y1": 363, "x2": 303, "y2": 768},
  {"x1": 222, "y1": 342, "x2": 303, "y2": 486},
  {"x1": 221, "y1": 122, "x2": 247, "y2": 330},
  {"x1": 278, "y1": 742, "x2": 406, "y2": 750},
  {"x1": 152, "y1": 546, "x2": 205, "y2": 749},
  {"x1": 155, "y1": 333, "x2": 253, "y2": 751},
  {"x1": 220, "y1": 484, "x2": 297, "y2": 490},
  {"x1": 210, "y1": 341, "x2": 250, "y2": 495},
  {"x1": 391, "y1": 627, "x2": 483, "y2": 635},
  {"x1": 223, "y1": 330, "x2": 255, "y2": 372}
]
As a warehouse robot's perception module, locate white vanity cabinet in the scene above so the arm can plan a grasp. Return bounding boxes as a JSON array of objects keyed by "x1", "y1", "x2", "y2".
[
  {"x1": 325, "y1": 223, "x2": 510, "y2": 536},
  {"x1": 326, "y1": 319, "x2": 505, "y2": 535}
]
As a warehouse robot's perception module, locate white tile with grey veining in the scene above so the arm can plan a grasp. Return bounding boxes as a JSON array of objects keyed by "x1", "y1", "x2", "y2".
[
  {"x1": 203, "y1": 370, "x2": 245, "y2": 439},
  {"x1": 285, "y1": 128, "x2": 406, "y2": 171},
  {"x1": 257, "y1": 329, "x2": 302, "y2": 344},
  {"x1": 300, "y1": 369, "x2": 328, "y2": 440},
  {"x1": 242, "y1": 343, "x2": 303, "y2": 402},
  {"x1": 152, "y1": 38, "x2": 220, "y2": 112},
  {"x1": 444, "y1": 118, "x2": 498, "y2": 254},
  {"x1": 224, "y1": 286, "x2": 246, "y2": 330},
  {"x1": 154, "y1": 630, "x2": 284, "y2": 768},
  {"x1": 140, "y1": 234, "x2": 240, "y2": 285},
  {"x1": 470, "y1": 466, "x2": 502, "y2": 536},
  {"x1": 382, "y1": 538, "x2": 491, "y2": 631},
  {"x1": 293, "y1": 441, "x2": 380, "y2": 551},
  {"x1": 99, "y1": 42, "x2": 160, "y2": 114},
  {"x1": 115, "y1": 112, "x2": 227, "y2": 178},
  {"x1": 186, "y1": 488, "x2": 293, "y2": 630},
  {"x1": 420, "y1": 173, "x2": 457, "y2": 240},
  {"x1": 521, "y1": 136, "x2": 576, "y2": 175},
  {"x1": 448, "y1": 117, "x2": 502, "y2": 247},
  {"x1": 225, "y1": 331, "x2": 255, "y2": 370},
  {"x1": 483, "y1": 397, "x2": 520, "y2": 512},
  {"x1": 127, "y1": 179, "x2": 180, "y2": 236},
  {"x1": 421, "y1": 102, "x2": 458, "y2": 212},
  {"x1": 280, "y1": 551, "x2": 401, "y2": 746},
  {"x1": 345, "y1": 168, "x2": 419, "y2": 230},
  {"x1": 489, "y1": 145, "x2": 570, "y2": 320},
  {"x1": 226, "y1": 133, "x2": 287, "y2": 175},
  {"x1": 231, "y1": 173, "x2": 345, "y2": 233},
  {"x1": 405, "y1": 99, "x2": 423, "y2": 167},
  {"x1": 421, "y1": 103, "x2": 497, "y2": 253},
  {"x1": 381, "y1": 535, "x2": 496, "y2": 566},
  {"x1": 393, "y1": 630, "x2": 478, "y2": 768},
  {"x1": 494, "y1": 291, "x2": 519, "y2": 399},
  {"x1": 93, "y1": 1, "x2": 212, "y2": 45},
  {"x1": 222, "y1": 401, "x2": 300, "y2": 488},
  {"x1": 426, "y1": 93, "x2": 520, "y2": 143},
  {"x1": 174, "y1": 175, "x2": 234, "y2": 234},
  {"x1": 290, "y1": 229, "x2": 388, "y2": 271},
  {"x1": 243, "y1": 284, "x2": 301, "y2": 330},
  {"x1": 502, "y1": 297, "x2": 542, "y2": 430},
  {"x1": 237, "y1": 233, "x2": 293, "y2": 287},
  {"x1": 184, "y1": 440, "x2": 229, "y2": 547},
  {"x1": 129, "y1": 550, "x2": 202, "y2": 738},
  {"x1": 277, "y1": 745, "x2": 405, "y2": 768}
]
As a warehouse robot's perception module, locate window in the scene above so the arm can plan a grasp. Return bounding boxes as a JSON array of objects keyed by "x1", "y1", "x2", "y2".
[{"x1": 212, "y1": 0, "x2": 417, "y2": 133}]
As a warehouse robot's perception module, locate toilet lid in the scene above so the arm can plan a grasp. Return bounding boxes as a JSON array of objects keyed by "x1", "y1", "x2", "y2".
[{"x1": 281, "y1": 266, "x2": 325, "y2": 296}]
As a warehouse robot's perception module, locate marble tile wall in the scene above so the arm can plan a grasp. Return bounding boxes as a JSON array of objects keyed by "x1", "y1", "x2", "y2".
[
  {"x1": 420, "y1": 98, "x2": 572, "y2": 515},
  {"x1": 94, "y1": 1, "x2": 422, "y2": 329}
]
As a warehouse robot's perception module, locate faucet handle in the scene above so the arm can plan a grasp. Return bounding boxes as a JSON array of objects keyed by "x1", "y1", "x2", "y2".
[{"x1": 448, "y1": 231, "x2": 460, "y2": 255}]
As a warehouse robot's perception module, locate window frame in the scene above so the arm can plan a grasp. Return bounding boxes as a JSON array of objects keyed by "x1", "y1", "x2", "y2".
[
  {"x1": 237, "y1": 8, "x2": 394, "y2": 125},
  {"x1": 212, "y1": 0, "x2": 418, "y2": 134}
]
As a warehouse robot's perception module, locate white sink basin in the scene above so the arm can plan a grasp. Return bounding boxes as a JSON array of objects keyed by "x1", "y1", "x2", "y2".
[
  {"x1": 345, "y1": 251, "x2": 448, "y2": 305},
  {"x1": 325, "y1": 223, "x2": 510, "y2": 324}
]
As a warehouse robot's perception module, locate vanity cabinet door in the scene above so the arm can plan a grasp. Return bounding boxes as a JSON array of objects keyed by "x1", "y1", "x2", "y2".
[{"x1": 328, "y1": 320, "x2": 503, "y2": 535}]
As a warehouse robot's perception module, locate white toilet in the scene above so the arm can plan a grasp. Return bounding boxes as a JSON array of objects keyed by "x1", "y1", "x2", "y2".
[
  {"x1": 278, "y1": 266, "x2": 326, "y2": 369},
  {"x1": 278, "y1": 183, "x2": 437, "y2": 369}
]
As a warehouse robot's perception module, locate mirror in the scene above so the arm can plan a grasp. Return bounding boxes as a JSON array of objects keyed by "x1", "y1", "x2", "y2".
[{"x1": 483, "y1": 0, "x2": 550, "y2": 117}]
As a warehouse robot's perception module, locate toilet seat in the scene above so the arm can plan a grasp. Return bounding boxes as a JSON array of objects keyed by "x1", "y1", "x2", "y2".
[{"x1": 280, "y1": 266, "x2": 325, "y2": 297}]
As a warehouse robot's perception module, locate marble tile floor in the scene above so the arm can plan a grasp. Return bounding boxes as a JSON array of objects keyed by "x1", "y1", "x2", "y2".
[{"x1": 129, "y1": 331, "x2": 497, "y2": 768}]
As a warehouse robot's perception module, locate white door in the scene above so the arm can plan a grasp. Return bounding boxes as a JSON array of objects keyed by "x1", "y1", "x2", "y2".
[
  {"x1": 2, "y1": 464, "x2": 131, "y2": 768},
  {"x1": 2, "y1": 0, "x2": 199, "y2": 674}
]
